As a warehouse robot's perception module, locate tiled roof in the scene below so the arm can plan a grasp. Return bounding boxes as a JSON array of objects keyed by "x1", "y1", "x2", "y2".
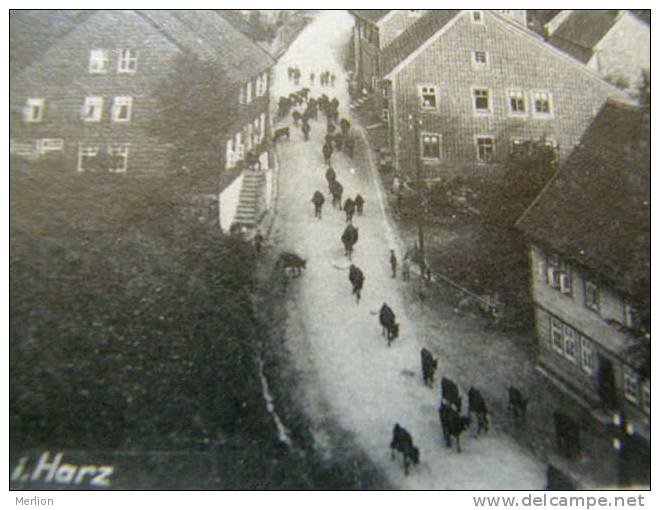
[
  {"x1": 349, "y1": 10, "x2": 391, "y2": 24},
  {"x1": 381, "y1": 10, "x2": 460, "y2": 76},
  {"x1": 138, "y1": 10, "x2": 274, "y2": 84},
  {"x1": 517, "y1": 100, "x2": 650, "y2": 299},
  {"x1": 548, "y1": 10, "x2": 620, "y2": 63}
]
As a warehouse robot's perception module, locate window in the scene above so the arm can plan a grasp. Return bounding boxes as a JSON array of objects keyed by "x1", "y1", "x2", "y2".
[
  {"x1": 382, "y1": 85, "x2": 389, "y2": 98},
  {"x1": 38, "y1": 138, "x2": 64, "y2": 153},
  {"x1": 471, "y1": 10, "x2": 484, "y2": 23},
  {"x1": 82, "y1": 96, "x2": 103, "y2": 122},
  {"x1": 259, "y1": 113, "x2": 266, "y2": 143},
  {"x1": 112, "y1": 96, "x2": 132, "y2": 122},
  {"x1": 382, "y1": 108, "x2": 390, "y2": 122},
  {"x1": 117, "y1": 48, "x2": 137, "y2": 73},
  {"x1": 23, "y1": 98, "x2": 44, "y2": 122},
  {"x1": 239, "y1": 86, "x2": 246, "y2": 105},
  {"x1": 581, "y1": 336, "x2": 595, "y2": 375},
  {"x1": 546, "y1": 255, "x2": 572, "y2": 295},
  {"x1": 472, "y1": 88, "x2": 490, "y2": 113},
  {"x1": 585, "y1": 280, "x2": 599, "y2": 311},
  {"x1": 623, "y1": 366, "x2": 639, "y2": 403},
  {"x1": 508, "y1": 90, "x2": 526, "y2": 114},
  {"x1": 473, "y1": 51, "x2": 488, "y2": 66},
  {"x1": 564, "y1": 327, "x2": 578, "y2": 363},
  {"x1": 551, "y1": 317, "x2": 564, "y2": 354},
  {"x1": 475, "y1": 136, "x2": 494, "y2": 162},
  {"x1": 246, "y1": 81, "x2": 252, "y2": 104},
  {"x1": 253, "y1": 117, "x2": 261, "y2": 144},
  {"x1": 533, "y1": 91, "x2": 553, "y2": 116},
  {"x1": 245, "y1": 124, "x2": 253, "y2": 150},
  {"x1": 226, "y1": 139, "x2": 236, "y2": 169},
  {"x1": 108, "y1": 144, "x2": 129, "y2": 172},
  {"x1": 89, "y1": 49, "x2": 109, "y2": 73},
  {"x1": 642, "y1": 381, "x2": 650, "y2": 412},
  {"x1": 77, "y1": 145, "x2": 99, "y2": 172},
  {"x1": 418, "y1": 85, "x2": 437, "y2": 109},
  {"x1": 421, "y1": 133, "x2": 441, "y2": 160},
  {"x1": 235, "y1": 132, "x2": 244, "y2": 159},
  {"x1": 624, "y1": 303, "x2": 638, "y2": 329}
]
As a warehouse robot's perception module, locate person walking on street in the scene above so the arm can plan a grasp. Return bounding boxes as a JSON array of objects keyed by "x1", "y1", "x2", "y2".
[
  {"x1": 402, "y1": 256, "x2": 411, "y2": 281},
  {"x1": 390, "y1": 250, "x2": 398, "y2": 278},
  {"x1": 310, "y1": 72, "x2": 315, "y2": 85},
  {"x1": 254, "y1": 229, "x2": 264, "y2": 255},
  {"x1": 302, "y1": 120, "x2": 311, "y2": 141}
]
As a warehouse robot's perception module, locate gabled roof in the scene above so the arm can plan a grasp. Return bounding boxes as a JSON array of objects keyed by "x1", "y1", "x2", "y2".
[
  {"x1": 138, "y1": 10, "x2": 274, "y2": 84},
  {"x1": 349, "y1": 10, "x2": 391, "y2": 25},
  {"x1": 10, "y1": 10, "x2": 94, "y2": 76},
  {"x1": 548, "y1": 10, "x2": 621, "y2": 63},
  {"x1": 381, "y1": 10, "x2": 460, "y2": 76},
  {"x1": 517, "y1": 100, "x2": 650, "y2": 299}
]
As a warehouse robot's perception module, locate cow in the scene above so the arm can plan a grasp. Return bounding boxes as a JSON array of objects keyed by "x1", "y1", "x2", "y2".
[
  {"x1": 276, "y1": 252, "x2": 307, "y2": 276},
  {"x1": 272, "y1": 127, "x2": 290, "y2": 143},
  {"x1": 439, "y1": 403, "x2": 471, "y2": 452},
  {"x1": 390, "y1": 423, "x2": 420, "y2": 476},
  {"x1": 311, "y1": 191, "x2": 325, "y2": 219},
  {"x1": 340, "y1": 118, "x2": 351, "y2": 137},
  {"x1": 301, "y1": 121, "x2": 311, "y2": 141},
  {"x1": 325, "y1": 166, "x2": 336, "y2": 190},
  {"x1": 348, "y1": 264, "x2": 364, "y2": 303},
  {"x1": 468, "y1": 387, "x2": 489, "y2": 435},
  {"x1": 508, "y1": 386, "x2": 528, "y2": 421},
  {"x1": 330, "y1": 179, "x2": 343, "y2": 210},
  {"x1": 341, "y1": 223, "x2": 358, "y2": 260},
  {"x1": 323, "y1": 142, "x2": 334, "y2": 164},
  {"x1": 354, "y1": 194, "x2": 365, "y2": 215},
  {"x1": 441, "y1": 377, "x2": 462, "y2": 413},
  {"x1": 420, "y1": 348, "x2": 438, "y2": 387},
  {"x1": 343, "y1": 197, "x2": 355, "y2": 223},
  {"x1": 379, "y1": 303, "x2": 399, "y2": 346}
]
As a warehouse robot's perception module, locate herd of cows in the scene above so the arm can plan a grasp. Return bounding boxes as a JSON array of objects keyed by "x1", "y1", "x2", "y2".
[{"x1": 271, "y1": 83, "x2": 531, "y2": 478}]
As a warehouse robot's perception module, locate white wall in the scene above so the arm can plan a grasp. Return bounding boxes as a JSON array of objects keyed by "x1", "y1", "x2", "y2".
[{"x1": 219, "y1": 173, "x2": 244, "y2": 232}]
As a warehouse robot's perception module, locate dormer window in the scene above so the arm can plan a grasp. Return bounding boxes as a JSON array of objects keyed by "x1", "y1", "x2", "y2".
[
  {"x1": 89, "y1": 49, "x2": 109, "y2": 73},
  {"x1": 118, "y1": 49, "x2": 138, "y2": 74}
]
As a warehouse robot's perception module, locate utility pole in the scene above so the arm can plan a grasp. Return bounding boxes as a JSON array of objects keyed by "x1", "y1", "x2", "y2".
[{"x1": 408, "y1": 113, "x2": 426, "y2": 274}]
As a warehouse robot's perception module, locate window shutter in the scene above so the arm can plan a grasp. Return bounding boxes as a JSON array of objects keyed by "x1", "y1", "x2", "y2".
[{"x1": 559, "y1": 273, "x2": 572, "y2": 294}]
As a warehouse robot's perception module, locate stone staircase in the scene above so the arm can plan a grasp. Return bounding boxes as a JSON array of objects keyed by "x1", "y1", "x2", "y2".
[{"x1": 233, "y1": 170, "x2": 266, "y2": 228}]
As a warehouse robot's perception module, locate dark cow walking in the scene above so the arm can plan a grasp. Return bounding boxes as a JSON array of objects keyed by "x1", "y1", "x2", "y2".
[
  {"x1": 439, "y1": 403, "x2": 471, "y2": 452},
  {"x1": 390, "y1": 424, "x2": 420, "y2": 476},
  {"x1": 272, "y1": 127, "x2": 290, "y2": 143},
  {"x1": 341, "y1": 223, "x2": 358, "y2": 260},
  {"x1": 379, "y1": 303, "x2": 399, "y2": 346},
  {"x1": 420, "y1": 348, "x2": 438, "y2": 387},
  {"x1": 276, "y1": 252, "x2": 307, "y2": 277},
  {"x1": 348, "y1": 264, "x2": 365, "y2": 303},
  {"x1": 354, "y1": 194, "x2": 365, "y2": 215},
  {"x1": 322, "y1": 141, "x2": 334, "y2": 164},
  {"x1": 330, "y1": 179, "x2": 343, "y2": 209},
  {"x1": 311, "y1": 191, "x2": 325, "y2": 219},
  {"x1": 468, "y1": 387, "x2": 489, "y2": 435},
  {"x1": 441, "y1": 377, "x2": 462, "y2": 412},
  {"x1": 508, "y1": 386, "x2": 529, "y2": 421},
  {"x1": 325, "y1": 166, "x2": 336, "y2": 191},
  {"x1": 301, "y1": 121, "x2": 311, "y2": 141},
  {"x1": 343, "y1": 197, "x2": 355, "y2": 223}
]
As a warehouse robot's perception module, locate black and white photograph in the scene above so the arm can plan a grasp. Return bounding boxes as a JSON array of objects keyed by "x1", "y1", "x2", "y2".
[{"x1": 9, "y1": 6, "x2": 651, "y2": 494}]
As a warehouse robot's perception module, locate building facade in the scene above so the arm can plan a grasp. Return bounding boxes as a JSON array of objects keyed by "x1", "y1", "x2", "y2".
[
  {"x1": 10, "y1": 10, "x2": 274, "y2": 180},
  {"x1": 380, "y1": 10, "x2": 631, "y2": 181},
  {"x1": 518, "y1": 100, "x2": 650, "y2": 488}
]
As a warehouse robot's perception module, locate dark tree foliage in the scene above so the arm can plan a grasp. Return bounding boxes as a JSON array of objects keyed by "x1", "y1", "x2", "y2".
[
  {"x1": 148, "y1": 54, "x2": 238, "y2": 175},
  {"x1": 10, "y1": 171, "x2": 271, "y2": 451}
]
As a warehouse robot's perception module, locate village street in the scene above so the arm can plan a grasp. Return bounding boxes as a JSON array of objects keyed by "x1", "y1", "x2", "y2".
[{"x1": 268, "y1": 11, "x2": 546, "y2": 490}]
